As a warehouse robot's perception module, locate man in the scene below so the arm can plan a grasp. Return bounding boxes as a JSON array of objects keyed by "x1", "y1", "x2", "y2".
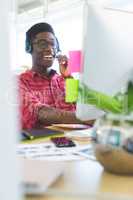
[{"x1": 19, "y1": 22, "x2": 92, "y2": 129}]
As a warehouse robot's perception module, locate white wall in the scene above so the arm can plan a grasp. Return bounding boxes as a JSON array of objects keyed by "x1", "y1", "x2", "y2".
[
  {"x1": 11, "y1": 0, "x2": 84, "y2": 72},
  {"x1": 12, "y1": 0, "x2": 133, "y2": 73}
]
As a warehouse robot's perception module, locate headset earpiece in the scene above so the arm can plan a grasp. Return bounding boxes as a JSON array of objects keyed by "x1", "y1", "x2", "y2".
[
  {"x1": 25, "y1": 36, "x2": 32, "y2": 54},
  {"x1": 55, "y1": 37, "x2": 61, "y2": 53}
]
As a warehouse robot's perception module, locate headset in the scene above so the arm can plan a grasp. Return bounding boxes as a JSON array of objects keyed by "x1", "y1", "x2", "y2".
[{"x1": 25, "y1": 35, "x2": 61, "y2": 57}]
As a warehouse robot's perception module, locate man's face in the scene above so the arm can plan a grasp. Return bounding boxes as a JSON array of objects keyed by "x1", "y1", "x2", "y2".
[{"x1": 32, "y1": 32, "x2": 57, "y2": 70}]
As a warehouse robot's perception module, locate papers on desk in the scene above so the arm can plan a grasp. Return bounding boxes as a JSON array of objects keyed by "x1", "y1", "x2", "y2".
[
  {"x1": 65, "y1": 128, "x2": 93, "y2": 141},
  {"x1": 52, "y1": 123, "x2": 91, "y2": 130},
  {"x1": 17, "y1": 142, "x2": 94, "y2": 161}
]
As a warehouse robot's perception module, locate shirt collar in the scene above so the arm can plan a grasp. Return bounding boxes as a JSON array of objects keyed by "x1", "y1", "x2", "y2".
[{"x1": 30, "y1": 69, "x2": 57, "y2": 79}]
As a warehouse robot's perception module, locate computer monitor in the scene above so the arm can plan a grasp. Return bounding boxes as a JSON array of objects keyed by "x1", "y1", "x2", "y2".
[{"x1": 76, "y1": 1, "x2": 133, "y2": 120}]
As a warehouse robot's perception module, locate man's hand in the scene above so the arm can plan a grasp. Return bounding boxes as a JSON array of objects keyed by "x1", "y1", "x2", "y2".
[{"x1": 57, "y1": 54, "x2": 71, "y2": 78}]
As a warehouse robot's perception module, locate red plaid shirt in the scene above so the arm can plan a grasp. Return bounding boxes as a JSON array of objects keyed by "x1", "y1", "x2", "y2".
[{"x1": 19, "y1": 69, "x2": 76, "y2": 129}]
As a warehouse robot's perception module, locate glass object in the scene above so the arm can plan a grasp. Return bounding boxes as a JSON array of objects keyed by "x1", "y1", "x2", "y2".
[{"x1": 93, "y1": 113, "x2": 133, "y2": 174}]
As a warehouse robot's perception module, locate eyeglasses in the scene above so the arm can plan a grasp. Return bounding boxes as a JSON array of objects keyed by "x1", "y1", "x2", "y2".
[{"x1": 32, "y1": 39, "x2": 57, "y2": 51}]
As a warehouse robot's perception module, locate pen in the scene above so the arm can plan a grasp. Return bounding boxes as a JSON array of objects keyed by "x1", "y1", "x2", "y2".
[{"x1": 22, "y1": 131, "x2": 34, "y2": 140}]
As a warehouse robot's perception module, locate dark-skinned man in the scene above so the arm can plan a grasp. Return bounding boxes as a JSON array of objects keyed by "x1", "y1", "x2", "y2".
[{"x1": 19, "y1": 22, "x2": 93, "y2": 129}]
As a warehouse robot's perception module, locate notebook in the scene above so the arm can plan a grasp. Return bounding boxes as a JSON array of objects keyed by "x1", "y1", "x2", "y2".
[{"x1": 21, "y1": 128, "x2": 64, "y2": 140}]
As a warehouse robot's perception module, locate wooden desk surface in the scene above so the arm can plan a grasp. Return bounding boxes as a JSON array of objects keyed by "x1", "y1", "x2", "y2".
[
  {"x1": 23, "y1": 127, "x2": 133, "y2": 200},
  {"x1": 24, "y1": 160, "x2": 133, "y2": 200}
]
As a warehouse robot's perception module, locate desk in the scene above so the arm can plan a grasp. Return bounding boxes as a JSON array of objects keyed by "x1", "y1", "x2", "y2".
[
  {"x1": 24, "y1": 160, "x2": 133, "y2": 200},
  {"x1": 22, "y1": 128, "x2": 133, "y2": 200}
]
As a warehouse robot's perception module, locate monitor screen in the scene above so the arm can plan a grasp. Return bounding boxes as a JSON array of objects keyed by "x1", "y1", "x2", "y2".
[{"x1": 76, "y1": 2, "x2": 133, "y2": 120}]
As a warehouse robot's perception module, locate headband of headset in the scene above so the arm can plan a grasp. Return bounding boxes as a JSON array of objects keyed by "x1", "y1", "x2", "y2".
[{"x1": 25, "y1": 22, "x2": 61, "y2": 54}]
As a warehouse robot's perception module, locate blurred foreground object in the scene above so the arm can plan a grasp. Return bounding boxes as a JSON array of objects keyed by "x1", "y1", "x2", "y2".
[
  {"x1": 21, "y1": 158, "x2": 65, "y2": 195},
  {"x1": 92, "y1": 74, "x2": 133, "y2": 174}
]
